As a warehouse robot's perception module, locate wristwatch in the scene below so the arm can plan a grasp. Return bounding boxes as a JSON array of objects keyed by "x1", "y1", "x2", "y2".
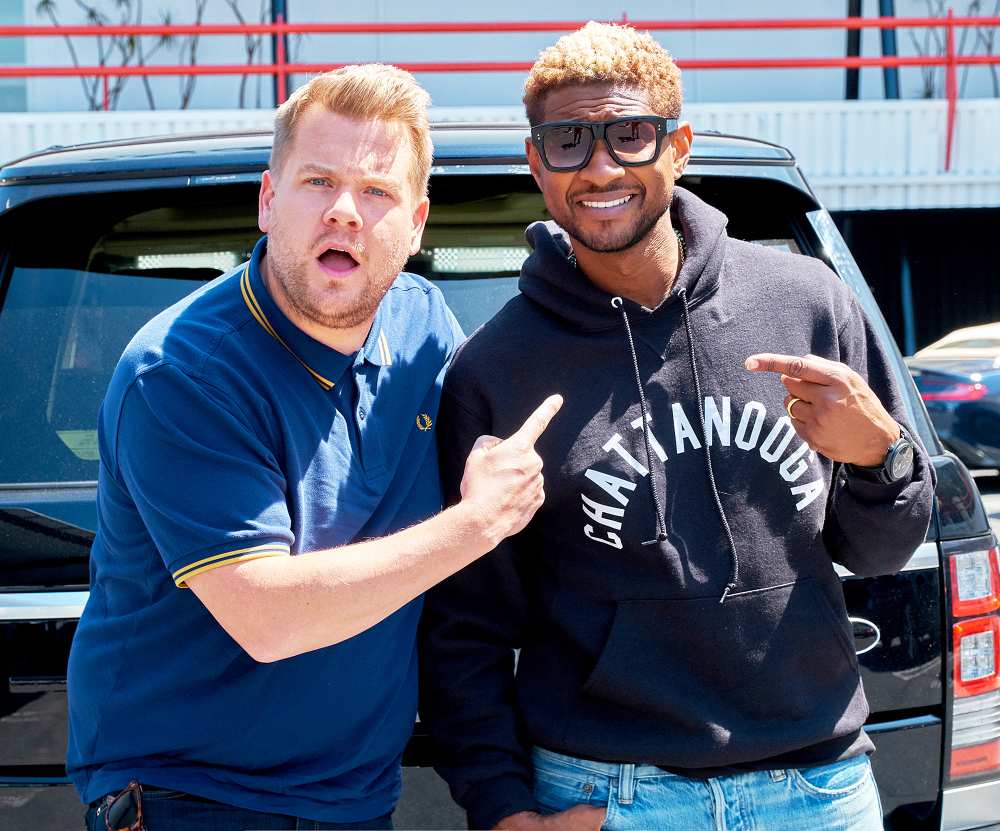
[{"x1": 845, "y1": 425, "x2": 915, "y2": 485}]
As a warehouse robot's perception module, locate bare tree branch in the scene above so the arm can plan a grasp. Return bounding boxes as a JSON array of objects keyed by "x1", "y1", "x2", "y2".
[{"x1": 35, "y1": 0, "x2": 97, "y2": 108}]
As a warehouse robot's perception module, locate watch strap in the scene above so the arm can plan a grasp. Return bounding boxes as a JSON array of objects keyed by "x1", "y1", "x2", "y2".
[{"x1": 845, "y1": 424, "x2": 914, "y2": 485}]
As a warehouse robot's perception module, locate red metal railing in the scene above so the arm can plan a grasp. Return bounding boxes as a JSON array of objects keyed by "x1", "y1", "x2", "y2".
[{"x1": 1, "y1": 13, "x2": 999, "y2": 170}]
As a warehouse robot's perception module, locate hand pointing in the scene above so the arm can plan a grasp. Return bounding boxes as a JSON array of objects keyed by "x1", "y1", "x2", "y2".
[
  {"x1": 745, "y1": 353, "x2": 899, "y2": 466},
  {"x1": 460, "y1": 394, "x2": 564, "y2": 545}
]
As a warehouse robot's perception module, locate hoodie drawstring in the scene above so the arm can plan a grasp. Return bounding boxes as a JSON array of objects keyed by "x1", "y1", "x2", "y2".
[
  {"x1": 611, "y1": 296, "x2": 668, "y2": 546},
  {"x1": 611, "y1": 291, "x2": 741, "y2": 603}
]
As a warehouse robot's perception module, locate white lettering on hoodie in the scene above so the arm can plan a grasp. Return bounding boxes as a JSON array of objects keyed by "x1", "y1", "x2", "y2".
[{"x1": 581, "y1": 396, "x2": 825, "y2": 546}]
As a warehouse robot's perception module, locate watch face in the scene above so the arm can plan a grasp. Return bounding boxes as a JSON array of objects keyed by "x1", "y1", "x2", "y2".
[{"x1": 890, "y1": 442, "x2": 915, "y2": 481}]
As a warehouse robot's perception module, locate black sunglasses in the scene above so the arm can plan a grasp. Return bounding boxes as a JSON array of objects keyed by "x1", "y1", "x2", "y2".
[{"x1": 531, "y1": 116, "x2": 679, "y2": 172}]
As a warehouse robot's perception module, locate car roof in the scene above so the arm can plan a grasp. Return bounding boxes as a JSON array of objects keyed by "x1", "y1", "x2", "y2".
[{"x1": 0, "y1": 124, "x2": 794, "y2": 183}]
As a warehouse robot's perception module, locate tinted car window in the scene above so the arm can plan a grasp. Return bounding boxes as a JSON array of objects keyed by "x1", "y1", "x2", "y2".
[
  {"x1": 0, "y1": 175, "x2": 938, "y2": 484},
  {"x1": 0, "y1": 268, "x2": 198, "y2": 484}
]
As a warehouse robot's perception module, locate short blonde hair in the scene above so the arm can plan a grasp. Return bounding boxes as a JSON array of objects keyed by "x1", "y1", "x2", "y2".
[
  {"x1": 523, "y1": 22, "x2": 682, "y2": 125},
  {"x1": 271, "y1": 64, "x2": 433, "y2": 197}
]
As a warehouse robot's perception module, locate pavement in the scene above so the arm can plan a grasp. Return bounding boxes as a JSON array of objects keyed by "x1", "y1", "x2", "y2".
[{"x1": 971, "y1": 471, "x2": 1000, "y2": 538}]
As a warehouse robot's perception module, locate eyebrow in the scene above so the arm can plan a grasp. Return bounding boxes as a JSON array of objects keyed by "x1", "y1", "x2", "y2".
[{"x1": 297, "y1": 163, "x2": 400, "y2": 191}]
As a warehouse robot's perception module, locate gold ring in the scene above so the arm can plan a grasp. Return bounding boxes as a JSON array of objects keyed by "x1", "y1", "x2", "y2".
[{"x1": 786, "y1": 397, "x2": 803, "y2": 420}]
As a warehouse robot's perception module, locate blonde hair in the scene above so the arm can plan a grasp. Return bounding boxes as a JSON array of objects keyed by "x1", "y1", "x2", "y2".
[
  {"x1": 523, "y1": 22, "x2": 682, "y2": 125},
  {"x1": 271, "y1": 64, "x2": 433, "y2": 197}
]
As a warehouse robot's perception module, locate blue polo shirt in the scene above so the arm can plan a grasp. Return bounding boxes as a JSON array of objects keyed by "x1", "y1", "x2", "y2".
[{"x1": 66, "y1": 236, "x2": 464, "y2": 821}]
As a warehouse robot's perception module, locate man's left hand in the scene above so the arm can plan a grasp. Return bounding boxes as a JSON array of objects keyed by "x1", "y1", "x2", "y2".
[{"x1": 745, "y1": 352, "x2": 900, "y2": 467}]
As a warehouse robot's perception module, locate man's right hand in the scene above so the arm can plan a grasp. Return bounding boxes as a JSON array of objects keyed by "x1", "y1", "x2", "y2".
[
  {"x1": 493, "y1": 806, "x2": 606, "y2": 831},
  {"x1": 459, "y1": 394, "x2": 563, "y2": 545}
]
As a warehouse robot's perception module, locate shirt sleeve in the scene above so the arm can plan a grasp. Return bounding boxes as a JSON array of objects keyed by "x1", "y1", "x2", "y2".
[
  {"x1": 823, "y1": 294, "x2": 936, "y2": 576},
  {"x1": 112, "y1": 363, "x2": 293, "y2": 587}
]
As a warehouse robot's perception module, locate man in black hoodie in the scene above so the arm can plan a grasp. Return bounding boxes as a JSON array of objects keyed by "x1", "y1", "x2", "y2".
[{"x1": 419, "y1": 21, "x2": 934, "y2": 831}]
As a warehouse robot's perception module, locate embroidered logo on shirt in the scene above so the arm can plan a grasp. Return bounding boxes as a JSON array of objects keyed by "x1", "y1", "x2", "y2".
[{"x1": 416, "y1": 414, "x2": 433, "y2": 431}]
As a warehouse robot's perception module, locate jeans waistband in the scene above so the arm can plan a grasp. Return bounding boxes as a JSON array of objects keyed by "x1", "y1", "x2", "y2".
[{"x1": 533, "y1": 746, "x2": 667, "y2": 780}]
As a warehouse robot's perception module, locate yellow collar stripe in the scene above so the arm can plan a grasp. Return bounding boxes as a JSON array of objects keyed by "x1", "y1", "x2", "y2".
[{"x1": 240, "y1": 266, "x2": 335, "y2": 391}]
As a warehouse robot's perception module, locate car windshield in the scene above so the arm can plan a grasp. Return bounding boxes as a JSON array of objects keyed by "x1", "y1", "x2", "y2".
[{"x1": 930, "y1": 338, "x2": 1000, "y2": 351}]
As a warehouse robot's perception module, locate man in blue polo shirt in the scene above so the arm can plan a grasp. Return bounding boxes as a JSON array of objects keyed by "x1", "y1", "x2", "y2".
[{"x1": 66, "y1": 64, "x2": 561, "y2": 830}]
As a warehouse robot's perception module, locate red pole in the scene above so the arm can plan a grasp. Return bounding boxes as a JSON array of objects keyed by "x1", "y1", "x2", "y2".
[
  {"x1": 102, "y1": 74, "x2": 109, "y2": 110},
  {"x1": 275, "y1": 13, "x2": 287, "y2": 104},
  {"x1": 945, "y1": 7, "x2": 957, "y2": 171}
]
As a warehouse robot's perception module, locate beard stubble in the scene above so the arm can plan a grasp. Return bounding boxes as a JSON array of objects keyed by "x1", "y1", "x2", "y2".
[{"x1": 266, "y1": 217, "x2": 411, "y2": 330}]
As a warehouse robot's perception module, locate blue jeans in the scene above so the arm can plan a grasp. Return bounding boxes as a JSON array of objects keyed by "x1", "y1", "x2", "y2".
[
  {"x1": 84, "y1": 787, "x2": 393, "y2": 831},
  {"x1": 532, "y1": 747, "x2": 883, "y2": 831}
]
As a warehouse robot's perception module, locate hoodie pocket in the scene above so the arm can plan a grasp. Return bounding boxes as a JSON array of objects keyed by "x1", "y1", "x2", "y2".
[{"x1": 580, "y1": 578, "x2": 860, "y2": 724}]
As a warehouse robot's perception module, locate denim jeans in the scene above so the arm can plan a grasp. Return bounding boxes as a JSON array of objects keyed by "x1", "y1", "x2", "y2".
[
  {"x1": 84, "y1": 787, "x2": 394, "y2": 831},
  {"x1": 532, "y1": 746, "x2": 883, "y2": 831}
]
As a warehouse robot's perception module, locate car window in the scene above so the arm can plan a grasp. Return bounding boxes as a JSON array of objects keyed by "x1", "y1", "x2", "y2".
[
  {"x1": 0, "y1": 268, "x2": 209, "y2": 484},
  {"x1": 0, "y1": 189, "x2": 260, "y2": 485},
  {"x1": 0, "y1": 176, "x2": 940, "y2": 485}
]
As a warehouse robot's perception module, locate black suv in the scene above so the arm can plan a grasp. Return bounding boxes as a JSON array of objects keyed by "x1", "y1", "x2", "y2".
[{"x1": 0, "y1": 127, "x2": 998, "y2": 830}]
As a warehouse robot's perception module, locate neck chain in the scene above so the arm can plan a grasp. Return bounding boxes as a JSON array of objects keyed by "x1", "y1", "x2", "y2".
[{"x1": 567, "y1": 226, "x2": 686, "y2": 274}]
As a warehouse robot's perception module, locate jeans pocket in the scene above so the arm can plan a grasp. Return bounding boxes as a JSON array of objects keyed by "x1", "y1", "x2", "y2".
[
  {"x1": 792, "y1": 756, "x2": 873, "y2": 797},
  {"x1": 532, "y1": 749, "x2": 600, "y2": 814}
]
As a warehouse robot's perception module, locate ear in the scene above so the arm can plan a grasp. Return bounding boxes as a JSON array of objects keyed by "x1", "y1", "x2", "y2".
[
  {"x1": 525, "y1": 136, "x2": 545, "y2": 190},
  {"x1": 670, "y1": 122, "x2": 694, "y2": 180},
  {"x1": 258, "y1": 169, "x2": 276, "y2": 233},
  {"x1": 408, "y1": 195, "x2": 431, "y2": 257}
]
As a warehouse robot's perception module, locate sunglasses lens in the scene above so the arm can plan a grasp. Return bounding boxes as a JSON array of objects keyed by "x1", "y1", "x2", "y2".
[
  {"x1": 542, "y1": 125, "x2": 593, "y2": 170},
  {"x1": 606, "y1": 120, "x2": 659, "y2": 163}
]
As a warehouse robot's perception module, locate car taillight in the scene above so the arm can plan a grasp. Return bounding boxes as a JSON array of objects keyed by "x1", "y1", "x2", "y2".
[
  {"x1": 950, "y1": 548, "x2": 1000, "y2": 617},
  {"x1": 953, "y1": 616, "x2": 1000, "y2": 698},
  {"x1": 949, "y1": 547, "x2": 1000, "y2": 780},
  {"x1": 920, "y1": 382, "x2": 988, "y2": 401}
]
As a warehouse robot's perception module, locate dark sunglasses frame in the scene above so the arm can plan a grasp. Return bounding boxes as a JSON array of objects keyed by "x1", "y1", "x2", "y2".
[{"x1": 531, "y1": 116, "x2": 680, "y2": 172}]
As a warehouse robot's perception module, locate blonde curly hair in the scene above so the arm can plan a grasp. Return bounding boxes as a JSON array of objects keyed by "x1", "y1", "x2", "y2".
[{"x1": 523, "y1": 22, "x2": 682, "y2": 125}]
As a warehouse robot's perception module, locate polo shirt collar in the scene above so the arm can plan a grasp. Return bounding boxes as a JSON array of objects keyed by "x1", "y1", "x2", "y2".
[{"x1": 243, "y1": 236, "x2": 395, "y2": 389}]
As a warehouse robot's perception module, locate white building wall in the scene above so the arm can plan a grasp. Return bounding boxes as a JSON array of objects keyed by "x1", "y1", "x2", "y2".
[
  {"x1": 4, "y1": 98, "x2": 999, "y2": 212},
  {"x1": 16, "y1": 0, "x2": 1000, "y2": 112}
]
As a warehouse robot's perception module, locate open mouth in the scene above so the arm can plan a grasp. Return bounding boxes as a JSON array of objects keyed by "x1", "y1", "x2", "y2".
[{"x1": 317, "y1": 248, "x2": 360, "y2": 274}]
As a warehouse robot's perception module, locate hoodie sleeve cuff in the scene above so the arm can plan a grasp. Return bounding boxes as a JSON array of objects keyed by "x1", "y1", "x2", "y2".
[
  {"x1": 842, "y1": 468, "x2": 912, "y2": 504},
  {"x1": 464, "y1": 774, "x2": 538, "y2": 830}
]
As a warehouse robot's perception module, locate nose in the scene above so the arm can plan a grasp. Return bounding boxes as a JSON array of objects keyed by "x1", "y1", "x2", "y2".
[
  {"x1": 579, "y1": 137, "x2": 626, "y2": 187},
  {"x1": 323, "y1": 189, "x2": 363, "y2": 230}
]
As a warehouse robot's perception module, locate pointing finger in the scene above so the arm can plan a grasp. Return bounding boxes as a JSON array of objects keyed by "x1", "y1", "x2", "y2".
[
  {"x1": 745, "y1": 353, "x2": 835, "y2": 385},
  {"x1": 508, "y1": 394, "x2": 564, "y2": 447}
]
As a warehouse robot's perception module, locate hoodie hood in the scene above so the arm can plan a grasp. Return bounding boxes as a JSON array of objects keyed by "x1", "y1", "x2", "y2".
[{"x1": 519, "y1": 186, "x2": 729, "y2": 331}]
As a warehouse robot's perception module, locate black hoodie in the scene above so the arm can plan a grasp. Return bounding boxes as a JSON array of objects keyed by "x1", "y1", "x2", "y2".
[{"x1": 418, "y1": 187, "x2": 935, "y2": 830}]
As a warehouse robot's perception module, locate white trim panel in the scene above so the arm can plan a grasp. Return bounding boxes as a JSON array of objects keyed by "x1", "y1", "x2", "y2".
[
  {"x1": 834, "y1": 541, "x2": 939, "y2": 578},
  {"x1": 941, "y1": 777, "x2": 1000, "y2": 831},
  {"x1": 0, "y1": 591, "x2": 88, "y2": 621},
  {"x1": 3, "y1": 100, "x2": 1000, "y2": 211}
]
